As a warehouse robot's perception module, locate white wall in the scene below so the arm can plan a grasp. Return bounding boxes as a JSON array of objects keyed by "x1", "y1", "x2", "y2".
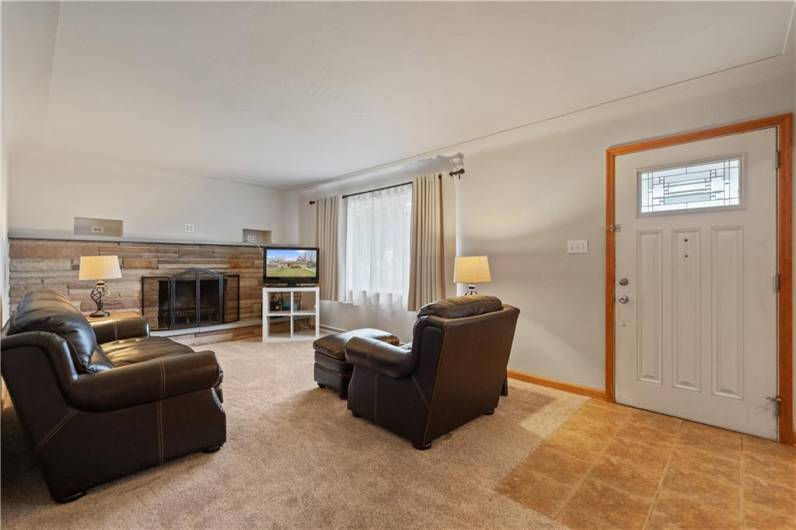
[
  {"x1": 9, "y1": 150, "x2": 299, "y2": 245},
  {"x1": 298, "y1": 156, "x2": 457, "y2": 341},
  {"x1": 1, "y1": 144, "x2": 8, "y2": 323},
  {"x1": 1, "y1": 1, "x2": 8, "y2": 323}
]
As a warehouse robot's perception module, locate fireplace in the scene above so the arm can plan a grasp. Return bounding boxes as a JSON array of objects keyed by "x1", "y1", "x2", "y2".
[{"x1": 142, "y1": 268, "x2": 240, "y2": 330}]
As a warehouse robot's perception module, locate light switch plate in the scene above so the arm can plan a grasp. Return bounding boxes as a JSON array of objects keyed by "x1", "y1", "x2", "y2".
[
  {"x1": 184, "y1": 223, "x2": 195, "y2": 233},
  {"x1": 567, "y1": 240, "x2": 588, "y2": 254}
]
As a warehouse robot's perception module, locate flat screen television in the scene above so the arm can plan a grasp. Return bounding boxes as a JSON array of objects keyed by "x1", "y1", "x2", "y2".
[{"x1": 263, "y1": 246, "x2": 319, "y2": 286}]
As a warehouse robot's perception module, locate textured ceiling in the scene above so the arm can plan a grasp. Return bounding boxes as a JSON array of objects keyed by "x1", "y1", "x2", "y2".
[{"x1": 3, "y1": 1, "x2": 794, "y2": 188}]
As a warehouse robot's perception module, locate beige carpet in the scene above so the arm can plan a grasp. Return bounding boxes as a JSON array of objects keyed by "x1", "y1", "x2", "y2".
[{"x1": 2, "y1": 339, "x2": 587, "y2": 529}]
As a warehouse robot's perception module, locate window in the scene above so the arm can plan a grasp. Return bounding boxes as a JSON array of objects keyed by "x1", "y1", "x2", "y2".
[
  {"x1": 343, "y1": 184, "x2": 412, "y2": 309},
  {"x1": 638, "y1": 157, "x2": 742, "y2": 215}
]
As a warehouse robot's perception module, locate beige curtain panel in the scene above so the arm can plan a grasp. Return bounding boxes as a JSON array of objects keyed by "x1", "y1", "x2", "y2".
[
  {"x1": 408, "y1": 174, "x2": 445, "y2": 311},
  {"x1": 315, "y1": 195, "x2": 339, "y2": 300}
]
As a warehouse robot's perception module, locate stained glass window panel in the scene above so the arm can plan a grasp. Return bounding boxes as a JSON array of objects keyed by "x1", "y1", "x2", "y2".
[{"x1": 639, "y1": 157, "x2": 741, "y2": 215}]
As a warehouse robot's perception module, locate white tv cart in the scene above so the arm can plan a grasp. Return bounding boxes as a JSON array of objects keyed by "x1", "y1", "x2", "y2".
[{"x1": 262, "y1": 286, "x2": 320, "y2": 342}]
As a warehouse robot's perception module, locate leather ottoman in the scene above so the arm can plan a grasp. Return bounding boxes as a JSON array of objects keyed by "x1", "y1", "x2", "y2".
[{"x1": 313, "y1": 329, "x2": 400, "y2": 399}]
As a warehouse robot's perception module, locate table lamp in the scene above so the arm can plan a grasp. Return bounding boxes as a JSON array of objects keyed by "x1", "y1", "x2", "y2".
[
  {"x1": 453, "y1": 256, "x2": 491, "y2": 295},
  {"x1": 79, "y1": 255, "x2": 122, "y2": 317}
]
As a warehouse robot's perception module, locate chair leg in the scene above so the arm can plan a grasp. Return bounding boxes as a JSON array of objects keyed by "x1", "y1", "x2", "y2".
[
  {"x1": 54, "y1": 490, "x2": 87, "y2": 503},
  {"x1": 484, "y1": 409, "x2": 495, "y2": 415},
  {"x1": 412, "y1": 441, "x2": 432, "y2": 450},
  {"x1": 203, "y1": 445, "x2": 223, "y2": 454}
]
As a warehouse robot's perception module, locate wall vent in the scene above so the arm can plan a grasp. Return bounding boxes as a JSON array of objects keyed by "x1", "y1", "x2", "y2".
[
  {"x1": 74, "y1": 217, "x2": 124, "y2": 237},
  {"x1": 242, "y1": 229, "x2": 271, "y2": 246}
]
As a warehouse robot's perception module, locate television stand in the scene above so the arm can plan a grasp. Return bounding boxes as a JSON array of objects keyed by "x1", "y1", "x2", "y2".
[{"x1": 262, "y1": 287, "x2": 320, "y2": 342}]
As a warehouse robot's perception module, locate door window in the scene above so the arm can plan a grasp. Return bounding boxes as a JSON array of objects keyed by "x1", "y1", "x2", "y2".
[{"x1": 638, "y1": 156, "x2": 742, "y2": 215}]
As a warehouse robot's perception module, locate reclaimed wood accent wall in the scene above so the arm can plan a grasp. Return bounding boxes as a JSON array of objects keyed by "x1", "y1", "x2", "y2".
[{"x1": 8, "y1": 238, "x2": 264, "y2": 319}]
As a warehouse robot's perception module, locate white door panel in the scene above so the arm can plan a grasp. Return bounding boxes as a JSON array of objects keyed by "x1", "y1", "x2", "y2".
[
  {"x1": 615, "y1": 129, "x2": 778, "y2": 439},
  {"x1": 672, "y1": 227, "x2": 700, "y2": 392}
]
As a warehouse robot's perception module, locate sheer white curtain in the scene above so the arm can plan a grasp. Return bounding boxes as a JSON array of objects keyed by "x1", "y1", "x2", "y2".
[{"x1": 343, "y1": 184, "x2": 412, "y2": 309}]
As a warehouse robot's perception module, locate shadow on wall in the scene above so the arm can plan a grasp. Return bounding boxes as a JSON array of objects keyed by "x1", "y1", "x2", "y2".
[{"x1": 461, "y1": 212, "x2": 605, "y2": 390}]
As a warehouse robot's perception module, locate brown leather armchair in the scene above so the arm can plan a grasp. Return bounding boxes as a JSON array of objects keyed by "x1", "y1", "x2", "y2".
[
  {"x1": 1, "y1": 289, "x2": 226, "y2": 502},
  {"x1": 345, "y1": 296, "x2": 519, "y2": 449}
]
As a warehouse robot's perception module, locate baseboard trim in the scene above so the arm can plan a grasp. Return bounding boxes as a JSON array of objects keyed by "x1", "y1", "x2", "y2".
[{"x1": 507, "y1": 369, "x2": 607, "y2": 401}]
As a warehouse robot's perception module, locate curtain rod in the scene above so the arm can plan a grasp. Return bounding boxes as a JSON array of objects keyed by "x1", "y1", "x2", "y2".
[
  {"x1": 309, "y1": 170, "x2": 464, "y2": 205},
  {"x1": 342, "y1": 180, "x2": 412, "y2": 200}
]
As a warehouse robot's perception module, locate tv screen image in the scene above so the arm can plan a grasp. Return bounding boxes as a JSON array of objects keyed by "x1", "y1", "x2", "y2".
[{"x1": 265, "y1": 248, "x2": 318, "y2": 280}]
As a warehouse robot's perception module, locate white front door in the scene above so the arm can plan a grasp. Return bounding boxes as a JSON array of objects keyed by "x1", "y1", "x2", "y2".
[{"x1": 614, "y1": 128, "x2": 779, "y2": 439}]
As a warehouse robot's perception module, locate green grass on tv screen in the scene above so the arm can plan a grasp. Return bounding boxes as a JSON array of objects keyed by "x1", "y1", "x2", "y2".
[{"x1": 267, "y1": 266, "x2": 317, "y2": 278}]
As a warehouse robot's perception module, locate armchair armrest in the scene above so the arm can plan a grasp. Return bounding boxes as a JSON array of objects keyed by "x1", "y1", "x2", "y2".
[
  {"x1": 345, "y1": 337, "x2": 417, "y2": 378},
  {"x1": 64, "y1": 350, "x2": 221, "y2": 411},
  {"x1": 91, "y1": 316, "x2": 150, "y2": 344}
]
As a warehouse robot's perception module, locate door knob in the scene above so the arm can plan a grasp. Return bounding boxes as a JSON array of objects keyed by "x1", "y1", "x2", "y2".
[{"x1": 617, "y1": 295, "x2": 630, "y2": 304}]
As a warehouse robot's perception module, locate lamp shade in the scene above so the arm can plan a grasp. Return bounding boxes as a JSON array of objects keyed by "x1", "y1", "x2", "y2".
[
  {"x1": 79, "y1": 255, "x2": 122, "y2": 281},
  {"x1": 453, "y1": 256, "x2": 491, "y2": 284}
]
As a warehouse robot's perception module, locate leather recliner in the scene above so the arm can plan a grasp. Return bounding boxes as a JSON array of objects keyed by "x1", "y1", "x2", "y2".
[
  {"x1": 1, "y1": 289, "x2": 226, "y2": 502},
  {"x1": 345, "y1": 295, "x2": 519, "y2": 449}
]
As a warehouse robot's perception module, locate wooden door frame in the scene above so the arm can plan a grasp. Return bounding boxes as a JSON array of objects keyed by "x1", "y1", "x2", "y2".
[{"x1": 605, "y1": 113, "x2": 793, "y2": 445}]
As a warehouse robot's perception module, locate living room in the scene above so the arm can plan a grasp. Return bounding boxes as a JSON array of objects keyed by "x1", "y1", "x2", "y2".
[{"x1": 2, "y1": 2, "x2": 796, "y2": 529}]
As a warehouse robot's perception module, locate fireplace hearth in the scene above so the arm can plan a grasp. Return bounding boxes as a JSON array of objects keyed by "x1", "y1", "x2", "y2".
[{"x1": 142, "y1": 268, "x2": 240, "y2": 330}]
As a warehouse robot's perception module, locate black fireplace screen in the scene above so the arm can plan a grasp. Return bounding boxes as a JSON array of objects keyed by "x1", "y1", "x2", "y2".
[{"x1": 142, "y1": 269, "x2": 240, "y2": 330}]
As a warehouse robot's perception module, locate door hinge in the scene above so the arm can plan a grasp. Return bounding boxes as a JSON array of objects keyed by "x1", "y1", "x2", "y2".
[
  {"x1": 776, "y1": 150, "x2": 781, "y2": 169},
  {"x1": 767, "y1": 395, "x2": 782, "y2": 416},
  {"x1": 774, "y1": 273, "x2": 781, "y2": 293},
  {"x1": 601, "y1": 224, "x2": 621, "y2": 232}
]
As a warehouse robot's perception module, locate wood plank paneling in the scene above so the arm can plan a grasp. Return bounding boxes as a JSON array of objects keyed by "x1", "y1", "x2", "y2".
[{"x1": 8, "y1": 238, "x2": 264, "y2": 319}]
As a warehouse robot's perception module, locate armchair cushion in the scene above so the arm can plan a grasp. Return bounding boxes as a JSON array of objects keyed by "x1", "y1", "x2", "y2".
[
  {"x1": 102, "y1": 336, "x2": 194, "y2": 367},
  {"x1": 417, "y1": 295, "x2": 503, "y2": 319},
  {"x1": 91, "y1": 316, "x2": 150, "y2": 344},
  {"x1": 6, "y1": 289, "x2": 109, "y2": 373},
  {"x1": 314, "y1": 328, "x2": 400, "y2": 361},
  {"x1": 65, "y1": 350, "x2": 222, "y2": 411},
  {"x1": 346, "y1": 337, "x2": 417, "y2": 378}
]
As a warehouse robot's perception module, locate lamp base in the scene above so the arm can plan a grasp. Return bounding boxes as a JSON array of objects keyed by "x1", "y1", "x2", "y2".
[
  {"x1": 89, "y1": 281, "x2": 110, "y2": 318},
  {"x1": 464, "y1": 285, "x2": 479, "y2": 296}
]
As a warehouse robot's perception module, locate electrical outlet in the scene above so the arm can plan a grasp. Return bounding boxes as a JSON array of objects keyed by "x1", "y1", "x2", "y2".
[
  {"x1": 567, "y1": 240, "x2": 588, "y2": 254},
  {"x1": 184, "y1": 223, "x2": 195, "y2": 233}
]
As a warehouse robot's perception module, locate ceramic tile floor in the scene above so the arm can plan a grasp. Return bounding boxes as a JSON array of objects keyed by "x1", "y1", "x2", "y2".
[{"x1": 497, "y1": 399, "x2": 796, "y2": 529}]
